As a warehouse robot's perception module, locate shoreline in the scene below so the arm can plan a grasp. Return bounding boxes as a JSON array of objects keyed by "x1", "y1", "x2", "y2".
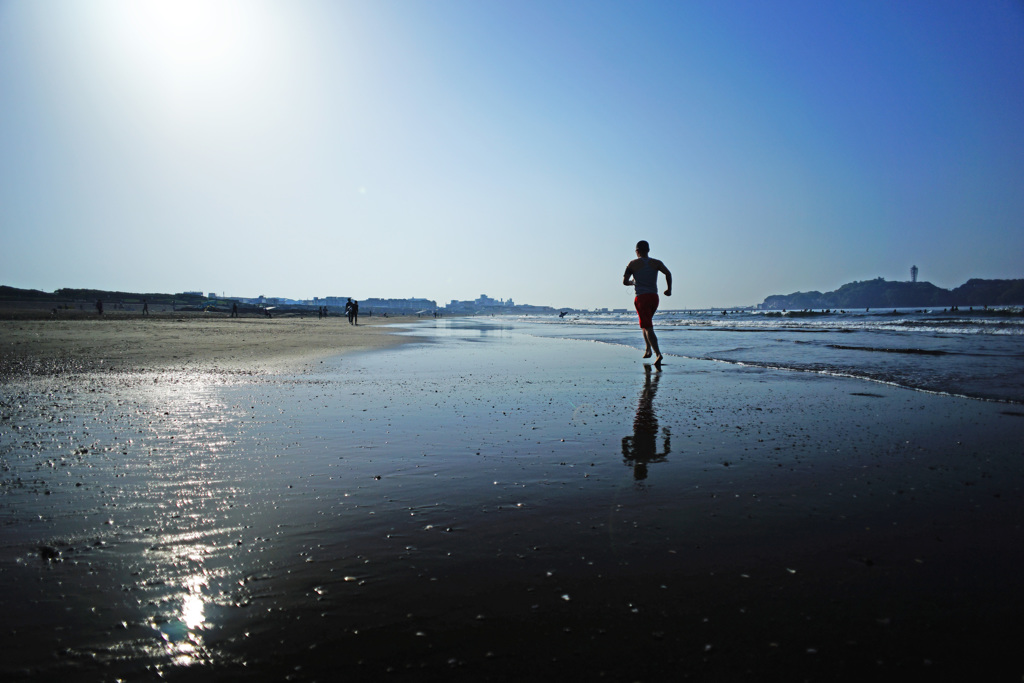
[{"x1": 0, "y1": 312, "x2": 426, "y2": 379}]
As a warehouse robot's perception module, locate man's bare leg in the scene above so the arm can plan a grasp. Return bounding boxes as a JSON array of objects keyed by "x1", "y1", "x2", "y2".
[{"x1": 643, "y1": 327, "x2": 662, "y2": 364}]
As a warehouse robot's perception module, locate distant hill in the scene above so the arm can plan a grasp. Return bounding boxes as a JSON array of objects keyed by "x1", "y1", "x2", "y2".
[
  {"x1": 761, "y1": 278, "x2": 1024, "y2": 310},
  {"x1": 0, "y1": 286, "x2": 210, "y2": 306}
]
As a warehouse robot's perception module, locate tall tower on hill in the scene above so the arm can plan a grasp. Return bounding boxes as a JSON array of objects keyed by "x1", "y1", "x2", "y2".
[{"x1": 911, "y1": 265, "x2": 918, "y2": 283}]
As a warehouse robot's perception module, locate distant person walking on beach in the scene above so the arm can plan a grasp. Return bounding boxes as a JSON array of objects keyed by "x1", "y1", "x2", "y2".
[
  {"x1": 351, "y1": 300, "x2": 359, "y2": 325},
  {"x1": 623, "y1": 240, "x2": 672, "y2": 365},
  {"x1": 142, "y1": 299, "x2": 149, "y2": 315},
  {"x1": 231, "y1": 303, "x2": 238, "y2": 318},
  {"x1": 96, "y1": 299, "x2": 103, "y2": 315},
  {"x1": 345, "y1": 298, "x2": 354, "y2": 324}
]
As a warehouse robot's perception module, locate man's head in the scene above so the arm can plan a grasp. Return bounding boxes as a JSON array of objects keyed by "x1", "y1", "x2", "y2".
[{"x1": 635, "y1": 240, "x2": 650, "y2": 255}]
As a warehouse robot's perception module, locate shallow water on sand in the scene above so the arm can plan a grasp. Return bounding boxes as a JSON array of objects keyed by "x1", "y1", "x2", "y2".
[
  {"x1": 524, "y1": 309, "x2": 1024, "y2": 403},
  {"x1": 2, "y1": 320, "x2": 1023, "y2": 680}
]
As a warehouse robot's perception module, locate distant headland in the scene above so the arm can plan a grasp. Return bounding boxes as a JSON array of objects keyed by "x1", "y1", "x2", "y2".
[{"x1": 760, "y1": 278, "x2": 1024, "y2": 311}]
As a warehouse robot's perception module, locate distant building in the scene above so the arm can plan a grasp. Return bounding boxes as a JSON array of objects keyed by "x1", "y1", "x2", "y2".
[
  {"x1": 911, "y1": 265, "x2": 918, "y2": 283},
  {"x1": 444, "y1": 294, "x2": 516, "y2": 313},
  {"x1": 474, "y1": 294, "x2": 514, "y2": 308},
  {"x1": 362, "y1": 297, "x2": 437, "y2": 313}
]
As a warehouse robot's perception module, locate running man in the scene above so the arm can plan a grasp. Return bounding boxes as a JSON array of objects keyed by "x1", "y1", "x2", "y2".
[{"x1": 623, "y1": 240, "x2": 672, "y2": 365}]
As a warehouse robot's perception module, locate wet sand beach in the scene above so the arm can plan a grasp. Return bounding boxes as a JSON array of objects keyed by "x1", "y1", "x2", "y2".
[{"x1": 2, "y1": 318, "x2": 1023, "y2": 681}]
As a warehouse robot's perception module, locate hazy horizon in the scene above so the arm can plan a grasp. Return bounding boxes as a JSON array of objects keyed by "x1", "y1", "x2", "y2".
[
  {"x1": 2, "y1": 1, "x2": 1023, "y2": 310},
  {"x1": 5, "y1": 271, "x2": 1020, "y2": 312}
]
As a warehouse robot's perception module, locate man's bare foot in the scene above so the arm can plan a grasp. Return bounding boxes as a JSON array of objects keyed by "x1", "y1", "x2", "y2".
[
  {"x1": 643, "y1": 349, "x2": 652, "y2": 358},
  {"x1": 654, "y1": 354, "x2": 664, "y2": 366}
]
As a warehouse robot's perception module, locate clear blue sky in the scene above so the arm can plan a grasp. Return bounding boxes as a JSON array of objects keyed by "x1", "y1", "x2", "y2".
[{"x1": 2, "y1": 0, "x2": 1022, "y2": 309}]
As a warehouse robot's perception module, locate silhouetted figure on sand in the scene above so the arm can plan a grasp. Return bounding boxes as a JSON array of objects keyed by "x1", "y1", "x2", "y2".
[
  {"x1": 96, "y1": 299, "x2": 103, "y2": 315},
  {"x1": 623, "y1": 240, "x2": 672, "y2": 365}
]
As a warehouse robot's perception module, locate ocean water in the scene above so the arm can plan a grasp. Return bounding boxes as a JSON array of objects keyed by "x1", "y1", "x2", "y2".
[{"x1": 510, "y1": 308, "x2": 1024, "y2": 404}]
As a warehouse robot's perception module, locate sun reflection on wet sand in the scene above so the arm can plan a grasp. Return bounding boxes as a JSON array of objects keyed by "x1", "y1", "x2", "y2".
[
  {"x1": 153, "y1": 573, "x2": 210, "y2": 666},
  {"x1": 140, "y1": 383, "x2": 231, "y2": 671},
  {"x1": 0, "y1": 369, "x2": 278, "y2": 676},
  {"x1": 182, "y1": 583, "x2": 207, "y2": 631}
]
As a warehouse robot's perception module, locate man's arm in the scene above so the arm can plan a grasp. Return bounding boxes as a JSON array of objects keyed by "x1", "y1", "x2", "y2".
[
  {"x1": 623, "y1": 265, "x2": 635, "y2": 287},
  {"x1": 658, "y1": 261, "x2": 672, "y2": 296}
]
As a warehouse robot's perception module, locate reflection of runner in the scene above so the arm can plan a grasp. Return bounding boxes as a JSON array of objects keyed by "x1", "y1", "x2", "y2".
[
  {"x1": 623, "y1": 240, "x2": 672, "y2": 365},
  {"x1": 622, "y1": 365, "x2": 671, "y2": 480}
]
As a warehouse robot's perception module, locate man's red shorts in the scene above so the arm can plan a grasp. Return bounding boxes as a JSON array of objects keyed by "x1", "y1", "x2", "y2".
[{"x1": 634, "y1": 293, "x2": 659, "y2": 329}]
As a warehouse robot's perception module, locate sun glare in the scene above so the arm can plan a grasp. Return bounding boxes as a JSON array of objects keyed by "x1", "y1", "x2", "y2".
[
  {"x1": 102, "y1": 0, "x2": 272, "y2": 101},
  {"x1": 128, "y1": 0, "x2": 244, "y2": 67},
  {"x1": 88, "y1": 0, "x2": 289, "y2": 130}
]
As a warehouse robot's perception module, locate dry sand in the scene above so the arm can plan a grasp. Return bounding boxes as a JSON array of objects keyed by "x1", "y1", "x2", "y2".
[{"x1": 0, "y1": 312, "x2": 422, "y2": 378}]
